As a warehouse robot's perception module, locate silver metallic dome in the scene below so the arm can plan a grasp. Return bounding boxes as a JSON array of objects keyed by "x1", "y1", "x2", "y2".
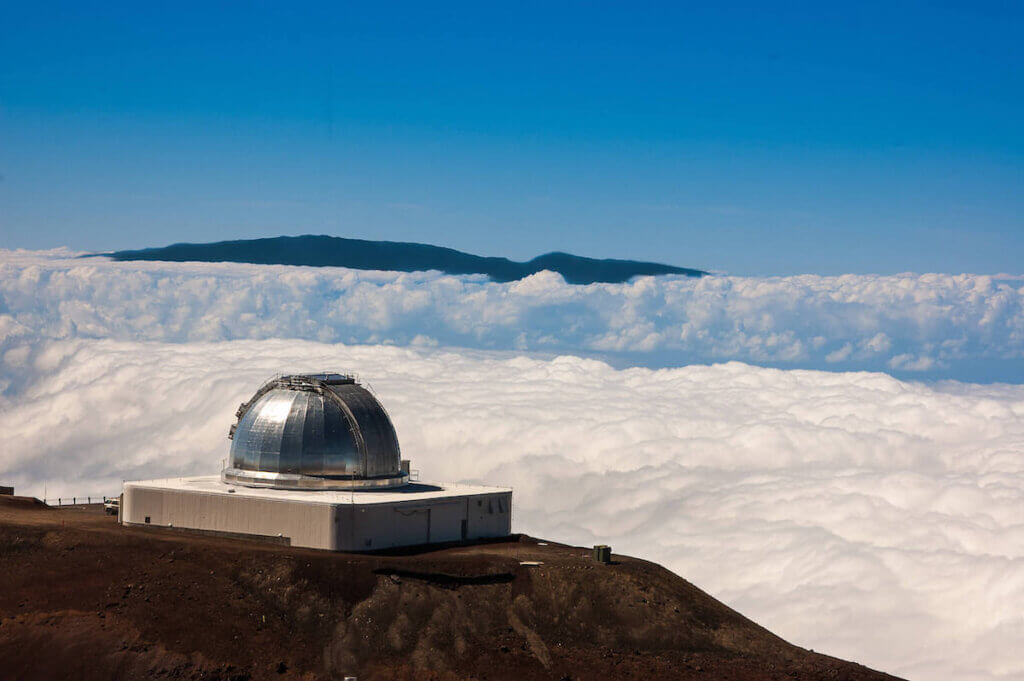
[{"x1": 222, "y1": 373, "x2": 408, "y2": 490}]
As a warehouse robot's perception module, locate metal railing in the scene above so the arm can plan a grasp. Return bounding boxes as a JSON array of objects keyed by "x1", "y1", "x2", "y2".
[{"x1": 43, "y1": 495, "x2": 118, "y2": 507}]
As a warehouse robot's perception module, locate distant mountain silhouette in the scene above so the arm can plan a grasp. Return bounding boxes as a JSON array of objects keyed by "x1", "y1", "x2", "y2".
[{"x1": 102, "y1": 235, "x2": 705, "y2": 284}]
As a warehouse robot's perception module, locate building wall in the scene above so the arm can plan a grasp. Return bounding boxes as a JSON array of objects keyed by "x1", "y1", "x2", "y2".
[
  {"x1": 333, "y1": 491, "x2": 512, "y2": 551},
  {"x1": 123, "y1": 485, "x2": 336, "y2": 549},
  {"x1": 466, "y1": 492, "x2": 512, "y2": 538},
  {"x1": 122, "y1": 484, "x2": 512, "y2": 552}
]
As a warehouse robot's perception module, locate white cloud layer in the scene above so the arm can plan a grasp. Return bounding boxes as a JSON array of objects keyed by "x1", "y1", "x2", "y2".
[
  {"x1": 2, "y1": 249, "x2": 1023, "y2": 380},
  {"x1": 2, "y1": 338, "x2": 1022, "y2": 681}
]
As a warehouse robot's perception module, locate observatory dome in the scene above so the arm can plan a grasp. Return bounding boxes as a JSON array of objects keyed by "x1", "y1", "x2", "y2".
[{"x1": 222, "y1": 373, "x2": 407, "y2": 490}]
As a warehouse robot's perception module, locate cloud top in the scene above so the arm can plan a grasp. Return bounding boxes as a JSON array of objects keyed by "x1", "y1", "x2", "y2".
[{"x1": 2, "y1": 250, "x2": 1023, "y2": 380}]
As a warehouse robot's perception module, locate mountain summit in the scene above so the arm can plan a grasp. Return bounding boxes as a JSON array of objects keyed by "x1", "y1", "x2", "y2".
[{"x1": 103, "y1": 235, "x2": 705, "y2": 284}]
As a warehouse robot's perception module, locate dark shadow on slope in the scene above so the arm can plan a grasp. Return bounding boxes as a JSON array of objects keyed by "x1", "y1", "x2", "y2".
[{"x1": 371, "y1": 567, "x2": 516, "y2": 589}]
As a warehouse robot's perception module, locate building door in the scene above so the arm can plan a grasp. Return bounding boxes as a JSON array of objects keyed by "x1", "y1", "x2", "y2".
[{"x1": 393, "y1": 508, "x2": 430, "y2": 547}]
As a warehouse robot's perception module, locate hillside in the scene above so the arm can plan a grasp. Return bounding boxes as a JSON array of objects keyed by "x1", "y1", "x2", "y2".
[
  {"x1": 0, "y1": 496, "x2": 900, "y2": 681},
  {"x1": 101, "y1": 235, "x2": 706, "y2": 284}
]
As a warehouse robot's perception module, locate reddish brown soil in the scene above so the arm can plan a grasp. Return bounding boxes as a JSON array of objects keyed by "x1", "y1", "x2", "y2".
[{"x1": 0, "y1": 495, "x2": 902, "y2": 681}]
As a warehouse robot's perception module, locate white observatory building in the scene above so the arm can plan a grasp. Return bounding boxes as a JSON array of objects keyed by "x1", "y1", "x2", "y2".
[{"x1": 121, "y1": 373, "x2": 512, "y2": 551}]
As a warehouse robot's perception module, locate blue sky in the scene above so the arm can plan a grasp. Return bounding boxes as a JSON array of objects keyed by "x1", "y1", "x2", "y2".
[{"x1": 0, "y1": 1, "x2": 1021, "y2": 275}]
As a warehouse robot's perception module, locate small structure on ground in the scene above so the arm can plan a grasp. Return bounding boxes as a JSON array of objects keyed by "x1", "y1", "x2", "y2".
[
  {"x1": 0, "y1": 485, "x2": 13, "y2": 496},
  {"x1": 121, "y1": 373, "x2": 512, "y2": 551}
]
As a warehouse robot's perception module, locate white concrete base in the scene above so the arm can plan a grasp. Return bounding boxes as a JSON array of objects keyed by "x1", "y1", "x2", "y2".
[{"x1": 121, "y1": 476, "x2": 512, "y2": 551}]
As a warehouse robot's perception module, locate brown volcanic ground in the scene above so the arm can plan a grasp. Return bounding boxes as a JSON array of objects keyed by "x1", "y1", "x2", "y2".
[{"x1": 0, "y1": 495, "x2": 902, "y2": 681}]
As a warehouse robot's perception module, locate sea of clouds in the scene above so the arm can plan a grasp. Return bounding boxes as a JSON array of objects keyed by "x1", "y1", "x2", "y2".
[
  {"x1": 2, "y1": 249, "x2": 1023, "y2": 680},
  {"x1": 2, "y1": 249, "x2": 1023, "y2": 380}
]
